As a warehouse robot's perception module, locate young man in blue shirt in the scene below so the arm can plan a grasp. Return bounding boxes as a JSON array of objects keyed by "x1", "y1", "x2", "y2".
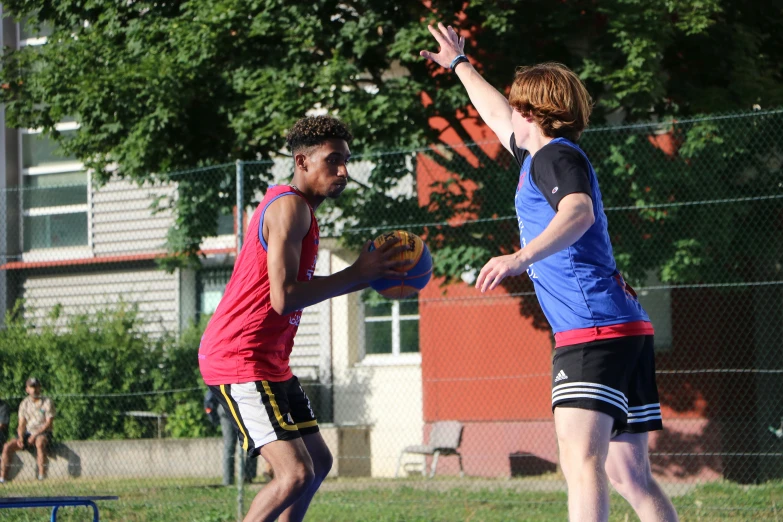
[{"x1": 421, "y1": 23, "x2": 679, "y2": 522}]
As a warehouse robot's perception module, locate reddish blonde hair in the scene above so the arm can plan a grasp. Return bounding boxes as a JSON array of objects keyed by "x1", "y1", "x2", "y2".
[{"x1": 508, "y1": 62, "x2": 592, "y2": 141}]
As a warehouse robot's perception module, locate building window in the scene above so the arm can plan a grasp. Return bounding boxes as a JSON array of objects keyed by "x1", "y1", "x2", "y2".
[
  {"x1": 21, "y1": 126, "x2": 89, "y2": 252},
  {"x1": 363, "y1": 296, "x2": 420, "y2": 356},
  {"x1": 197, "y1": 268, "x2": 233, "y2": 319},
  {"x1": 216, "y1": 211, "x2": 235, "y2": 236}
]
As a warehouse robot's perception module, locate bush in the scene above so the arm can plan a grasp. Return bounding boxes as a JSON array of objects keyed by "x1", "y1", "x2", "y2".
[{"x1": 0, "y1": 303, "x2": 218, "y2": 441}]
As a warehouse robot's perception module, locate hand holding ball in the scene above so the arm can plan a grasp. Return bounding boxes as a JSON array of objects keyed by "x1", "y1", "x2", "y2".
[{"x1": 369, "y1": 231, "x2": 432, "y2": 299}]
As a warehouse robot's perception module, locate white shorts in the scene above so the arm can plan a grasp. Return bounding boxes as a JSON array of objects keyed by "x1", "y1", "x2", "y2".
[{"x1": 209, "y1": 376, "x2": 319, "y2": 456}]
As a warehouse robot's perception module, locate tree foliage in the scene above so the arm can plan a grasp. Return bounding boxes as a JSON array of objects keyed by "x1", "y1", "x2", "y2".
[{"x1": 1, "y1": 0, "x2": 781, "y2": 281}]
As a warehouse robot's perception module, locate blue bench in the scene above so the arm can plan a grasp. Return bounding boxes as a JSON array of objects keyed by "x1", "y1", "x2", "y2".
[{"x1": 0, "y1": 495, "x2": 118, "y2": 521}]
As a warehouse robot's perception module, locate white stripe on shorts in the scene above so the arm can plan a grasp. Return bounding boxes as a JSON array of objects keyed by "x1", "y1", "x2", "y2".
[
  {"x1": 552, "y1": 381, "x2": 628, "y2": 404},
  {"x1": 552, "y1": 382, "x2": 628, "y2": 413},
  {"x1": 552, "y1": 392, "x2": 629, "y2": 413},
  {"x1": 227, "y1": 382, "x2": 280, "y2": 449},
  {"x1": 627, "y1": 403, "x2": 662, "y2": 423}
]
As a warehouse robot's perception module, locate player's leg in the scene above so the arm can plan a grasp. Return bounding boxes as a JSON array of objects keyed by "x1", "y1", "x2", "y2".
[
  {"x1": 245, "y1": 438, "x2": 315, "y2": 522},
  {"x1": 605, "y1": 335, "x2": 678, "y2": 521},
  {"x1": 555, "y1": 407, "x2": 613, "y2": 522},
  {"x1": 211, "y1": 381, "x2": 313, "y2": 521},
  {"x1": 276, "y1": 377, "x2": 331, "y2": 522},
  {"x1": 244, "y1": 448, "x2": 258, "y2": 483},
  {"x1": 551, "y1": 340, "x2": 634, "y2": 522},
  {"x1": 606, "y1": 432, "x2": 678, "y2": 522},
  {"x1": 278, "y1": 432, "x2": 333, "y2": 522}
]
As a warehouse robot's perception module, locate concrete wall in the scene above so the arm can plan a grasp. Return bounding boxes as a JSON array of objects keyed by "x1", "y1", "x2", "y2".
[{"x1": 5, "y1": 425, "x2": 370, "y2": 482}]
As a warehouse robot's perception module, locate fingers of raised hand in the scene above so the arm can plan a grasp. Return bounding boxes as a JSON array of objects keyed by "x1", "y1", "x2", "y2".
[
  {"x1": 427, "y1": 24, "x2": 447, "y2": 46},
  {"x1": 380, "y1": 257, "x2": 408, "y2": 276},
  {"x1": 447, "y1": 25, "x2": 460, "y2": 44}
]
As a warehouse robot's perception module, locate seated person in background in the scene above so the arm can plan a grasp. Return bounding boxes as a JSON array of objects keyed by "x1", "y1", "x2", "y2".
[{"x1": 0, "y1": 377, "x2": 56, "y2": 482}]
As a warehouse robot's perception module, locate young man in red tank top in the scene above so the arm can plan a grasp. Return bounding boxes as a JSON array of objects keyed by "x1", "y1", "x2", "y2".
[{"x1": 199, "y1": 116, "x2": 408, "y2": 522}]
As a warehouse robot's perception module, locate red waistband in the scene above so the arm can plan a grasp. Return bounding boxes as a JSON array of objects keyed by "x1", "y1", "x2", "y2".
[{"x1": 554, "y1": 321, "x2": 654, "y2": 348}]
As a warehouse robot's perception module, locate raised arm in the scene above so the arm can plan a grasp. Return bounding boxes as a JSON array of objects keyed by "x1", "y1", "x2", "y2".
[
  {"x1": 420, "y1": 23, "x2": 514, "y2": 152},
  {"x1": 265, "y1": 195, "x2": 410, "y2": 316}
]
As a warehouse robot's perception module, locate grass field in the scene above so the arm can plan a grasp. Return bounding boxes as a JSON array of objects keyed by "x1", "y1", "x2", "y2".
[{"x1": 0, "y1": 476, "x2": 780, "y2": 521}]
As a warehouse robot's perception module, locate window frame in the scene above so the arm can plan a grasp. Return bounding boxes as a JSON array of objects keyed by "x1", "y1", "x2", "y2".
[
  {"x1": 359, "y1": 298, "x2": 422, "y2": 366},
  {"x1": 195, "y1": 267, "x2": 233, "y2": 321},
  {"x1": 16, "y1": 26, "x2": 91, "y2": 258},
  {"x1": 19, "y1": 124, "x2": 90, "y2": 253},
  {"x1": 19, "y1": 124, "x2": 91, "y2": 256}
]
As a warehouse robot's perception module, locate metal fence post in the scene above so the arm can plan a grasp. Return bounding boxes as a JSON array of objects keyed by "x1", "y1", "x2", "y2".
[
  {"x1": 236, "y1": 160, "x2": 245, "y2": 253},
  {"x1": 235, "y1": 159, "x2": 245, "y2": 522}
]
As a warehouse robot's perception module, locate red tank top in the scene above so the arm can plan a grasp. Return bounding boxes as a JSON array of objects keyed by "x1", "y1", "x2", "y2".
[{"x1": 198, "y1": 185, "x2": 319, "y2": 384}]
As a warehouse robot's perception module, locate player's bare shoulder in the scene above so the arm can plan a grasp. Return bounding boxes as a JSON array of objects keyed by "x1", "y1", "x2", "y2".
[{"x1": 263, "y1": 191, "x2": 311, "y2": 243}]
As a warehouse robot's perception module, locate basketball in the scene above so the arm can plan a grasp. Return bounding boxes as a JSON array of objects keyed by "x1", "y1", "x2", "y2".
[{"x1": 369, "y1": 230, "x2": 432, "y2": 299}]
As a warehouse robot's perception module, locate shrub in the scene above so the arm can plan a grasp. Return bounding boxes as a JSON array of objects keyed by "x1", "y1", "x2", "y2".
[{"x1": 0, "y1": 304, "x2": 217, "y2": 440}]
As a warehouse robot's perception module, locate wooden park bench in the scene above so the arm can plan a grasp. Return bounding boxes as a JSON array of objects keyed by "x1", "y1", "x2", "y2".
[{"x1": 0, "y1": 495, "x2": 118, "y2": 521}]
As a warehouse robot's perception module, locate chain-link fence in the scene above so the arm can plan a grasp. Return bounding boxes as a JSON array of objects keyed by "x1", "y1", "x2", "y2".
[{"x1": 0, "y1": 108, "x2": 782, "y2": 520}]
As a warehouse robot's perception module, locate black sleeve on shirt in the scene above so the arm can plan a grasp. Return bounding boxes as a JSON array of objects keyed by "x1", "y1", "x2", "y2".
[
  {"x1": 530, "y1": 143, "x2": 592, "y2": 211},
  {"x1": 509, "y1": 133, "x2": 529, "y2": 167}
]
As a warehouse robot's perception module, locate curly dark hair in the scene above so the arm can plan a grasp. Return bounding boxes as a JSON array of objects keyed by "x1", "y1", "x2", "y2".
[{"x1": 285, "y1": 115, "x2": 353, "y2": 154}]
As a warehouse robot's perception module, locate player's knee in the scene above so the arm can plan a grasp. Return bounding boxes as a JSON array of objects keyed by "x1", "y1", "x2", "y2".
[
  {"x1": 608, "y1": 468, "x2": 652, "y2": 504},
  {"x1": 314, "y1": 450, "x2": 333, "y2": 481},
  {"x1": 558, "y1": 442, "x2": 603, "y2": 473},
  {"x1": 280, "y1": 462, "x2": 315, "y2": 494},
  {"x1": 578, "y1": 453, "x2": 605, "y2": 476}
]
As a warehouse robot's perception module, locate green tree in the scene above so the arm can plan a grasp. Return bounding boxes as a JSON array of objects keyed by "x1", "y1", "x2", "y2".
[{"x1": 1, "y1": 0, "x2": 781, "y2": 280}]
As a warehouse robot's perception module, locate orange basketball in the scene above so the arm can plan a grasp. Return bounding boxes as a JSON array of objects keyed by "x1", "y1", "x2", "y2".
[{"x1": 369, "y1": 230, "x2": 432, "y2": 299}]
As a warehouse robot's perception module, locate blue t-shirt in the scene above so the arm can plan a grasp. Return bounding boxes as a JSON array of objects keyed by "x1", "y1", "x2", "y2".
[{"x1": 511, "y1": 136, "x2": 650, "y2": 334}]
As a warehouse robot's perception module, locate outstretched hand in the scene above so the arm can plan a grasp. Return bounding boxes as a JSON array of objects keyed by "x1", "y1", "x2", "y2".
[
  {"x1": 475, "y1": 254, "x2": 528, "y2": 293},
  {"x1": 420, "y1": 23, "x2": 465, "y2": 69}
]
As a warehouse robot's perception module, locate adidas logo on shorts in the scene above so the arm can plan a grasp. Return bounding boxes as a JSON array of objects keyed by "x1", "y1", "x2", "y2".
[{"x1": 554, "y1": 370, "x2": 568, "y2": 383}]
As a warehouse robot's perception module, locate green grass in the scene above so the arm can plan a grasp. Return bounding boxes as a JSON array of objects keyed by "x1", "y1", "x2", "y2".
[{"x1": 0, "y1": 477, "x2": 782, "y2": 521}]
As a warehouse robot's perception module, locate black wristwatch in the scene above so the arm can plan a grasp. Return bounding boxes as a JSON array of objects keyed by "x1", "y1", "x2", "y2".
[{"x1": 450, "y1": 54, "x2": 469, "y2": 71}]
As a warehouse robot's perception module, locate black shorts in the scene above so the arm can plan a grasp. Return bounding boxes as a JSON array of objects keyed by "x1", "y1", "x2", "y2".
[
  {"x1": 209, "y1": 376, "x2": 319, "y2": 457},
  {"x1": 21, "y1": 431, "x2": 51, "y2": 450},
  {"x1": 551, "y1": 335, "x2": 662, "y2": 436}
]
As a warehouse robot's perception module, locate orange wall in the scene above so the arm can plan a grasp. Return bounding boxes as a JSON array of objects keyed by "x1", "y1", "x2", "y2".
[
  {"x1": 419, "y1": 277, "x2": 554, "y2": 422},
  {"x1": 416, "y1": 106, "x2": 555, "y2": 422}
]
